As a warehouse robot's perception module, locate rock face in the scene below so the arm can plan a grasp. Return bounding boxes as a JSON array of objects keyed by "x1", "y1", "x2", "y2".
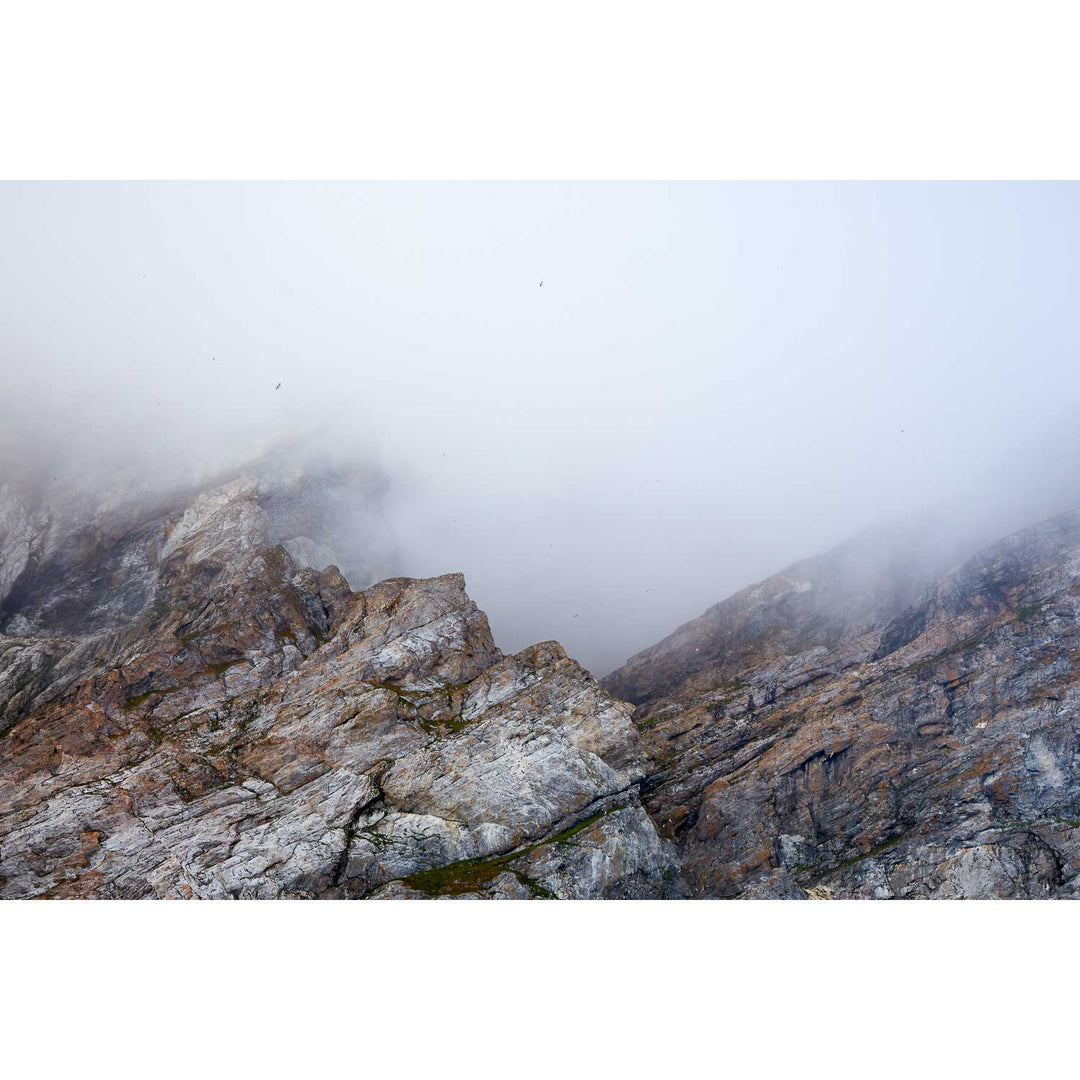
[
  {"x1": 605, "y1": 512, "x2": 1080, "y2": 898},
  {"x1": 6, "y1": 456, "x2": 1080, "y2": 901},
  {"x1": 603, "y1": 519, "x2": 976, "y2": 708},
  {"x1": 0, "y1": 472, "x2": 677, "y2": 899}
]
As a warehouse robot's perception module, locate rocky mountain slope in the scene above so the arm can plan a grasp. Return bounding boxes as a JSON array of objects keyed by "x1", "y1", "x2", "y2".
[
  {"x1": 5, "y1": 457, "x2": 1080, "y2": 899},
  {"x1": 0, "y1": 470, "x2": 677, "y2": 898},
  {"x1": 605, "y1": 512, "x2": 1080, "y2": 897}
]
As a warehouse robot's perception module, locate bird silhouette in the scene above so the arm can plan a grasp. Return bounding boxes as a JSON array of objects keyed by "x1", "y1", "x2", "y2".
[
  {"x1": 275, "y1": 382, "x2": 281, "y2": 390},
  {"x1": 539, "y1": 281, "x2": 543, "y2": 288}
]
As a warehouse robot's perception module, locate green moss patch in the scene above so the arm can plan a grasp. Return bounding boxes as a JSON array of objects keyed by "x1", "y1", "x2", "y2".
[
  {"x1": 394, "y1": 804, "x2": 626, "y2": 898},
  {"x1": 123, "y1": 688, "x2": 178, "y2": 713},
  {"x1": 205, "y1": 658, "x2": 254, "y2": 678},
  {"x1": 366, "y1": 680, "x2": 477, "y2": 741}
]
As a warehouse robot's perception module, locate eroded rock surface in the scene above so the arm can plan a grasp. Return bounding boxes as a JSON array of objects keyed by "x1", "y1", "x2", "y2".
[
  {"x1": 7, "y1": 453, "x2": 1080, "y2": 900},
  {"x1": 605, "y1": 512, "x2": 1080, "y2": 898},
  {"x1": 0, "y1": 473, "x2": 677, "y2": 899}
]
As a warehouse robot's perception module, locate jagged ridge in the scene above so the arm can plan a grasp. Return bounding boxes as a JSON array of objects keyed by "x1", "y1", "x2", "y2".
[
  {"x1": 6, "y1": 463, "x2": 1080, "y2": 899},
  {"x1": 0, "y1": 473, "x2": 678, "y2": 899}
]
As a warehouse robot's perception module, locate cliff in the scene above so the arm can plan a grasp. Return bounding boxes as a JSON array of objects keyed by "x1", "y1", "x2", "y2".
[
  {"x1": 606, "y1": 512, "x2": 1080, "y2": 897},
  {"x1": 6, "y1": 458, "x2": 1080, "y2": 899},
  {"x1": 0, "y1": 471, "x2": 677, "y2": 899}
]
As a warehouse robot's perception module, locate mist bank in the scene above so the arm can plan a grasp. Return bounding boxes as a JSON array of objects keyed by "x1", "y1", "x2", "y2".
[
  {"x1": 3, "y1": 182, "x2": 1080, "y2": 672},
  {"x1": 5, "y1": 406, "x2": 1080, "y2": 677}
]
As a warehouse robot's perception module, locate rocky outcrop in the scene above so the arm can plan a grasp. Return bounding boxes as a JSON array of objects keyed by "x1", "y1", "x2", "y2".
[
  {"x1": 0, "y1": 472, "x2": 677, "y2": 899},
  {"x1": 603, "y1": 519, "x2": 976, "y2": 708},
  {"x1": 0, "y1": 484, "x2": 42, "y2": 608},
  {"x1": 7, "y1": 451, "x2": 1080, "y2": 900},
  {"x1": 605, "y1": 512, "x2": 1080, "y2": 898}
]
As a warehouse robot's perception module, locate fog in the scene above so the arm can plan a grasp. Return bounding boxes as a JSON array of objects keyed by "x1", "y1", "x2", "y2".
[{"x1": 3, "y1": 182, "x2": 1080, "y2": 674}]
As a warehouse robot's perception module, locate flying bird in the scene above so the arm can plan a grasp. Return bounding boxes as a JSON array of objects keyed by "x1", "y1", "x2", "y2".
[
  {"x1": 539, "y1": 281, "x2": 543, "y2": 288},
  {"x1": 275, "y1": 382, "x2": 281, "y2": 390}
]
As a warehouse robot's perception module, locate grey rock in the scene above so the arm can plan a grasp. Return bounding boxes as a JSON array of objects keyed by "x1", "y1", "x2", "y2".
[{"x1": 0, "y1": 471, "x2": 677, "y2": 900}]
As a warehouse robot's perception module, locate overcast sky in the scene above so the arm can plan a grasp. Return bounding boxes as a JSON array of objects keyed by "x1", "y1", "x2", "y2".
[{"x1": 3, "y1": 182, "x2": 1079, "y2": 673}]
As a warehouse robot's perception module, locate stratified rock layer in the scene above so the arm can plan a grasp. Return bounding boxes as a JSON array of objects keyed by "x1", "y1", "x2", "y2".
[
  {"x1": 7, "y1": 456, "x2": 1080, "y2": 900},
  {"x1": 605, "y1": 513, "x2": 1080, "y2": 898},
  {"x1": 0, "y1": 476, "x2": 677, "y2": 899}
]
